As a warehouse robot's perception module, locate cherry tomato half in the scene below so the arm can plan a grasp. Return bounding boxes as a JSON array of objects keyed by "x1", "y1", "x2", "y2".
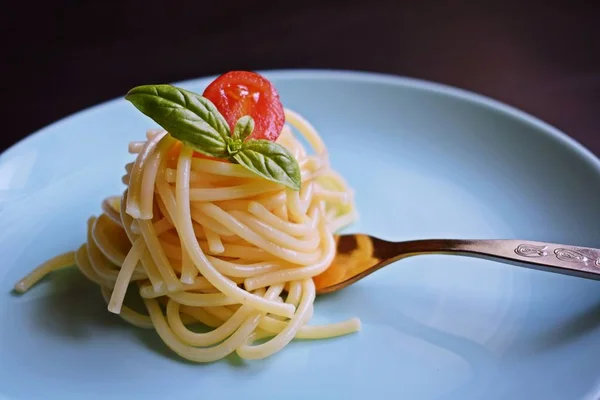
[{"x1": 203, "y1": 71, "x2": 285, "y2": 142}]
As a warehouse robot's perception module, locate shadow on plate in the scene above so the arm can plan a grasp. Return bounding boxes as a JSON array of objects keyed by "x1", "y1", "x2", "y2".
[
  {"x1": 19, "y1": 264, "x2": 600, "y2": 374},
  {"x1": 12, "y1": 267, "x2": 123, "y2": 339},
  {"x1": 11, "y1": 267, "x2": 248, "y2": 368},
  {"x1": 520, "y1": 300, "x2": 600, "y2": 356}
]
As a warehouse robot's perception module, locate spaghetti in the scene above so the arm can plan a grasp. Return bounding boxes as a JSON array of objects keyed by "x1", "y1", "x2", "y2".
[{"x1": 15, "y1": 108, "x2": 361, "y2": 362}]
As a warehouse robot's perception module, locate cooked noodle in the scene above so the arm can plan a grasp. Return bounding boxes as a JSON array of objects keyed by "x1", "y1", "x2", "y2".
[{"x1": 15, "y1": 109, "x2": 360, "y2": 361}]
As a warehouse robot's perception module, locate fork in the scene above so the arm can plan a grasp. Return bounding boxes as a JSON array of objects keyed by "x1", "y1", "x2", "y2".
[{"x1": 313, "y1": 235, "x2": 600, "y2": 295}]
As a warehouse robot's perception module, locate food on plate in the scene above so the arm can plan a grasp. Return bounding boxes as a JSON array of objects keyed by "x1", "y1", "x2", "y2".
[{"x1": 15, "y1": 71, "x2": 360, "y2": 362}]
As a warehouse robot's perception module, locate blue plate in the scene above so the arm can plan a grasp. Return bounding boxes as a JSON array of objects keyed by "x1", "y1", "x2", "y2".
[{"x1": 2, "y1": 71, "x2": 600, "y2": 400}]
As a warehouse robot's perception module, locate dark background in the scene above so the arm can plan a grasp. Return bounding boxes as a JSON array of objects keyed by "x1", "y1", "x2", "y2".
[{"x1": 2, "y1": 1, "x2": 599, "y2": 153}]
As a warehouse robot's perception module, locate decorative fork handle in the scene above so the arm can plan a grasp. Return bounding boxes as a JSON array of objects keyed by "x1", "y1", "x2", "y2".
[{"x1": 395, "y1": 239, "x2": 600, "y2": 280}]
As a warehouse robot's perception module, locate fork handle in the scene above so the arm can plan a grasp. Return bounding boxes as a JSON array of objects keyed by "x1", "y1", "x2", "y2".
[{"x1": 397, "y1": 239, "x2": 600, "y2": 281}]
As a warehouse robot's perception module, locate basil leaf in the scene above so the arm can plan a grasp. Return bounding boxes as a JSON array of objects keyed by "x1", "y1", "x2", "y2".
[
  {"x1": 125, "y1": 84, "x2": 230, "y2": 158},
  {"x1": 233, "y1": 140, "x2": 301, "y2": 190},
  {"x1": 232, "y1": 116, "x2": 255, "y2": 142}
]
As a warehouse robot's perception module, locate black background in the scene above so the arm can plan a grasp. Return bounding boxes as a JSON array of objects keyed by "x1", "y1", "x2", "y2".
[{"x1": 2, "y1": 1, "x2": 599, "y2": 153}]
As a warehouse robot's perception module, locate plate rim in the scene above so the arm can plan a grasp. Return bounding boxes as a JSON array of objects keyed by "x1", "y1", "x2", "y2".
[{"x1": 3, "y1": 68, "x2": 599, "y2": 175}]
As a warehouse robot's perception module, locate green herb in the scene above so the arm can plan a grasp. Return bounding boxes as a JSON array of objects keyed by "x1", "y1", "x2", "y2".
[
  {"x1": 125, "y1": 85, "x2": 230, "y2": 158},
  {"x1": 125, "y1": 84, "x2": 301, "y2": 190},
  {"x1": 234, "y1": 140, "x2": 301, "y2": 191},
  {"x1": 232, "y1": 115, "x2": 254, "y2": 142}
]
